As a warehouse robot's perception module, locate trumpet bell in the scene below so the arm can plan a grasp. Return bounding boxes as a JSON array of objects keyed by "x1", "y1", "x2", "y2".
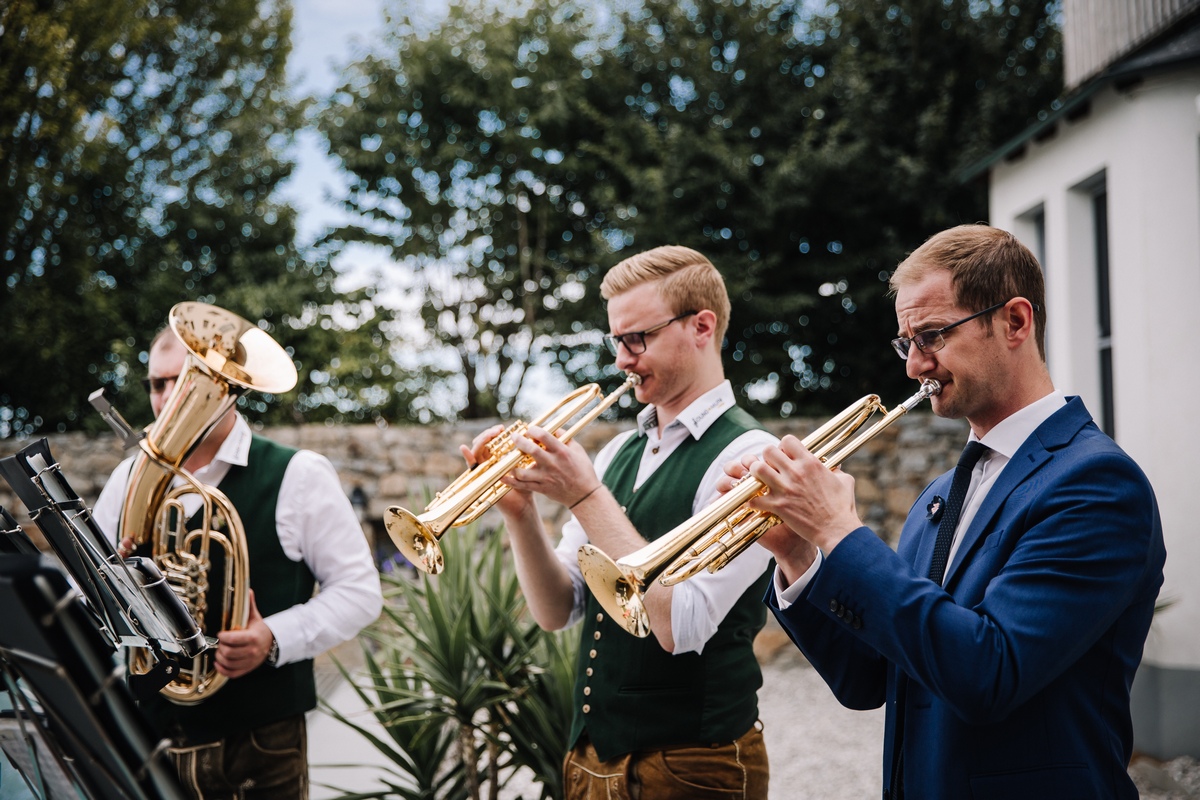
[
  {"x1": 578, "y1": 544, "x2": 650, "y2": 638},
  {"x1": 384, "y1": 508, "x2": 445, "y2": 574}
]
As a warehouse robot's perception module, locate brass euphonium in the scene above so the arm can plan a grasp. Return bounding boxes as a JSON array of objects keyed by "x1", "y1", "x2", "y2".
[
  {"x1": 385, "y1": 372, "x2": 641, "y2": 574},
  {"x1": 579, "y1": 379, "x2": 942, "y2": 638},
  {"x1": 101, "y1": 302, "x2": 298, "y2": 704}
]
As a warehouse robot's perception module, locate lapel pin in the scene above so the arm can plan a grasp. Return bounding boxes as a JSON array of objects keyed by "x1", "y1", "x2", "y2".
[{"x1": 926, "y1": 496, "x2": 945, "y2": 523}]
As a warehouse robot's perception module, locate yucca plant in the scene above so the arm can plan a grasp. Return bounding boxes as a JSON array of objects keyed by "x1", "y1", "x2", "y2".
[{"x1": 319, "y1": 521, "x2": 576, "y2": 800}]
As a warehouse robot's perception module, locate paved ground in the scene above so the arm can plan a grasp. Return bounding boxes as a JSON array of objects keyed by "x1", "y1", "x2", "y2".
[
  {"x1": 307, "y1": 623, "x2": 1200, "y2": 799},
  {"x1": 305, "y1": 624, "x2": 884, "y2": 800}
]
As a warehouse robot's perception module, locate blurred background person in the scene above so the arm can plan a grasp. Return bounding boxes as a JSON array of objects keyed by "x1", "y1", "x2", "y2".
[{"x1": 94, "y1": 323, "x2": 383, "y2": 800}]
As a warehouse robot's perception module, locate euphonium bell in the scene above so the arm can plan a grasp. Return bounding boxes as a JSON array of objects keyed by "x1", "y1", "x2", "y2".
[
  {"x1": 385, "y1": 372, "x2": 641, "y2": 574},
  {"x1": 101, "y1": 302, "x2": 298, "y2": 704},
  {"x1": 579, "y1": 379, "x2": 942, "y2": 638}
]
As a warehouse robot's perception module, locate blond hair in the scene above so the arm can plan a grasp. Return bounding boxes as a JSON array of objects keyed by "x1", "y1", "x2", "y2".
[
  {"x1": 889, "y1": 225, "x2": 1047, "y2": 360},
  {"x1": 600, "y1": 246, "x2": 731, "y2": 347}
]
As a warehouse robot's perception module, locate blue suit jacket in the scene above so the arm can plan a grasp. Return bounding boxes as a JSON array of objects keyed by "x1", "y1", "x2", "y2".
[{"x1": 768, "y1": 397, "x2": 1165, "y2": 799}]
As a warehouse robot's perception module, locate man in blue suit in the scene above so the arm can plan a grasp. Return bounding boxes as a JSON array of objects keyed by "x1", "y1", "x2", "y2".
[{"x1": 728, "y1": 224, "x2": 1165, "y2": 798}]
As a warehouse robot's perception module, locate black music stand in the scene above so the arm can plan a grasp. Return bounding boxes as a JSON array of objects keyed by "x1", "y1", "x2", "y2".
[
  {"x1": 0, "y1": 555, "x2": 184, "y2": 800},
  {"x1": 0, "y1": 508, "x2": 40, "y2": 557}
]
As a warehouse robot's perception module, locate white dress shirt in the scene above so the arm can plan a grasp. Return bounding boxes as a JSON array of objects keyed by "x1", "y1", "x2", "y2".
[
  {"x1": 775, "y1": 391, "x2": 1068, "y2": 605},
  {"x1": 940, "y1": 391, "x2": 1066, "y2": 579},
  {"x1": 554, "y1": 380, "x2": 777, "y2": 655},
  {"x1": 92, "y1": 414, "x2": 383, "y2": 666}
]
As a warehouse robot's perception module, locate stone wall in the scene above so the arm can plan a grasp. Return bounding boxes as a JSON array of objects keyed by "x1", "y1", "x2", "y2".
[{"x1": 0, "y1": 413, "x2": 968, "y2": 556}]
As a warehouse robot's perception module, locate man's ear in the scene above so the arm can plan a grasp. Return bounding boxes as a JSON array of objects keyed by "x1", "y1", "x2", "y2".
[
  {"x1": 1003, "y1": 298, "x2": 1035, "y2": 349},
  {"x1": 693, "y1": 309, "x2": 718, "y2": 347}
]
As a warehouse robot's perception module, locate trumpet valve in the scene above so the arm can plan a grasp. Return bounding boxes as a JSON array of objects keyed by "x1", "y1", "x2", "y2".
[{"x1": 487, "y1": 421, "x2": 528, "y2": 458}]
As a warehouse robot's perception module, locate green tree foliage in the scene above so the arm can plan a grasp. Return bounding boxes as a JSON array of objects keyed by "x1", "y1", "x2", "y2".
[
  {"x1": 573, "y1": 0, "x2": 1063, "y2": 413},
  {"x1": 325, "y1": 0, "x2": 1061, "y2": 418},
  {"x1": 320, "y1": 1, "x2": 636, "y2": 419},
  {"x1": 0, "y1": 0, "x2": 381, "y2": 436}
]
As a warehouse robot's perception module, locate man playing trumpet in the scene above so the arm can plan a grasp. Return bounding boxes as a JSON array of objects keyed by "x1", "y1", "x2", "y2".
[
  {"x1": 726, "y1": 225, "x2": 1165, "y2": 799},
  {"x1": 463, "y1": 246, "x2": 776, "y2": 800}
]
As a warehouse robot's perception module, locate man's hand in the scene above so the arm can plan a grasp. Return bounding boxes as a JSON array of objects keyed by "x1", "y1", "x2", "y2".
[
  {"x1": 502, "y1": 425, "x2": 603, "y2": 510},
  {"x1": 719, "y1": 451, "x2": 820, "y2": 583},
  {"x1": 459, "y1": 424, "x2": 538, "y2": 518},
  {"x1": 215, "y1": 590, "x2": 274, "y2": 678},
  {"x1": 747, "y1": 434, "x2": 863, "y2": 555}
]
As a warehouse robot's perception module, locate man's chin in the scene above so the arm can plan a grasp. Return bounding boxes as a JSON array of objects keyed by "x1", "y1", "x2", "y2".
[{"x1": 930, "y1": 384, "x2": 957, "y2": 418}]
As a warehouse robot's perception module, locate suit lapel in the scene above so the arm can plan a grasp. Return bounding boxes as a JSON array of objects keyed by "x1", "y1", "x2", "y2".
[
  {"x1": 904, "y1": 474, "x2": 953, "y2": 572},
  {"x1": 940, "y1": 397, "x2": 1092, "y2": 588},
  {"x1": 941, "y1": 447, "x2": 1048, "y2": 587}
]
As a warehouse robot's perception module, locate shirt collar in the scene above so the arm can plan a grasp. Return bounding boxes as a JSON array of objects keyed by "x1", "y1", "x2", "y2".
[
  {"x1": 972, "y1": 390, "x2": 1067, "y2": 458},
  {"x1": 208, "y1": 413, "x2": 252, "y2": 469},
  {"x1": 636, "y1": 380, "x2": 736, "y2": 440}
]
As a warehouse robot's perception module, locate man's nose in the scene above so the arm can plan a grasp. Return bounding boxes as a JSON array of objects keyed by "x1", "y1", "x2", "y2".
[
  {"x1": 614, "y1": 344, "x2": 637, "y2": 371},
  {"x1": 904, "y1": 345, "x2": 934, "y2": 381}
]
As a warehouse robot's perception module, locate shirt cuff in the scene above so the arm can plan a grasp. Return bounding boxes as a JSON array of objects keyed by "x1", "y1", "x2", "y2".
[{"x1": 773, "y1": 550, "x2": 824, "y2": 610}]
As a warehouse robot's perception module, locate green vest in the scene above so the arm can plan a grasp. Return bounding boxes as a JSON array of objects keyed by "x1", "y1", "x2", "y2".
[
  {"x1": 570, "y1": 406, "x2": 771, "y2": 760},
  {"x1": 139, "y1": 435, "x2": 317, "y2": 743}
]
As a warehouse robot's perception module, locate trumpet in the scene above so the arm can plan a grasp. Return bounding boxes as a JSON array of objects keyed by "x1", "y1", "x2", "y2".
[
  {"x1": 385, "y1": 372, "x2": 642, "y2": 574},
  {"x1": 579, "y1": 379, "x2": 942, "y2": 637}
]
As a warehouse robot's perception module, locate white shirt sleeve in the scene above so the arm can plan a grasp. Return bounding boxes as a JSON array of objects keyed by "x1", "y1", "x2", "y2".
[
  {"x1": 773, "y1": 552, "x2": 825, "y2": 609},
  {"x1": 554, "y1": 427, "x2": 779, "y2": 655},
  {"x1": 262, "y1": 450, "x2": 383, "y2": 665},
  {"x1": 91, "y1": 457, "x2": 135, "y2": 543},
  {"x1": 667, "y1": 428, "x2": 778, "y2": 655}
]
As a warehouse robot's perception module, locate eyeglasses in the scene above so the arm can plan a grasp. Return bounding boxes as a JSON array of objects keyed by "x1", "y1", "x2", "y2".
[
  {"x1": 890, "y1": 299, "x2": 1038, "y2": 360},
  {"x1": 603, "y1": 310, "x2": 698, "y2": 356},
  {"x1": 141, "y1": 375, "x2": 180, "y2": 394}
]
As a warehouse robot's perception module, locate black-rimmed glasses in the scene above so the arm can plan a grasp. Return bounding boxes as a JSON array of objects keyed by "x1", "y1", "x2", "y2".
[
  {"x1": 604, "y1": 310, "x2": 698, "y2": 356},
  {"x1": 891, "y1": 300, "x2": 1038, "y2": 360}
]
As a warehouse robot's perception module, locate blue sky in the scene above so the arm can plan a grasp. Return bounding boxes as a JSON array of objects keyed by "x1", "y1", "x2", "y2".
[{"x1": 282, "y1": 0, "x2": 386, "y2": 256}]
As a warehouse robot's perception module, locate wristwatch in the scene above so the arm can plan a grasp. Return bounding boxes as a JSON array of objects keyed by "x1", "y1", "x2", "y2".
[{"x1": 266, "y1": 636, "x2": 280, "y2": 668}]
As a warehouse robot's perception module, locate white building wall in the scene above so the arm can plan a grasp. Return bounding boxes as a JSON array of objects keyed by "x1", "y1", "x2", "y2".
[{"x1": 990, "y1": 71, "x2": 1200, "y2": 671}]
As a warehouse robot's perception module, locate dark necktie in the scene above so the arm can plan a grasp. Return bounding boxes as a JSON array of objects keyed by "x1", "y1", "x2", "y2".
[
  {"x1": 928, "y1": 441, "x2": 989, "y2": 585},
  {"x1": 893, "y1": 441, "x2": 989, "y2": 797}
]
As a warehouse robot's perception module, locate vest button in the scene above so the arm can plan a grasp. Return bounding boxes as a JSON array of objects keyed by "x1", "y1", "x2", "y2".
[
  {"x1": 589, "y1": 649, "x2": 597, "y2": 658},
  {"x1": 582, "y1": 704, "x2": 591, "y2": 714},
  {"x1": 586, "y1": 668, "x2": 593, "y2": 676},
  {"x1": 593, "y1": 631, "x2": 601, "y2": 640},
  {"x1": 583, "y1": 686, "x2": 591, "y2": 696},
  {"x1": 596, "y1": 613, "x2": 604, "y2": 622}
]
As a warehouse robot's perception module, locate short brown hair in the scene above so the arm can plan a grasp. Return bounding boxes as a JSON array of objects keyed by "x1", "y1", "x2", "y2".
[
  {"x1": 889, "y1": 224, "x2": 1047, "y2": 360},
  {"x1": 600, "y1": 246, "x2": 731, "y2": 347}
]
